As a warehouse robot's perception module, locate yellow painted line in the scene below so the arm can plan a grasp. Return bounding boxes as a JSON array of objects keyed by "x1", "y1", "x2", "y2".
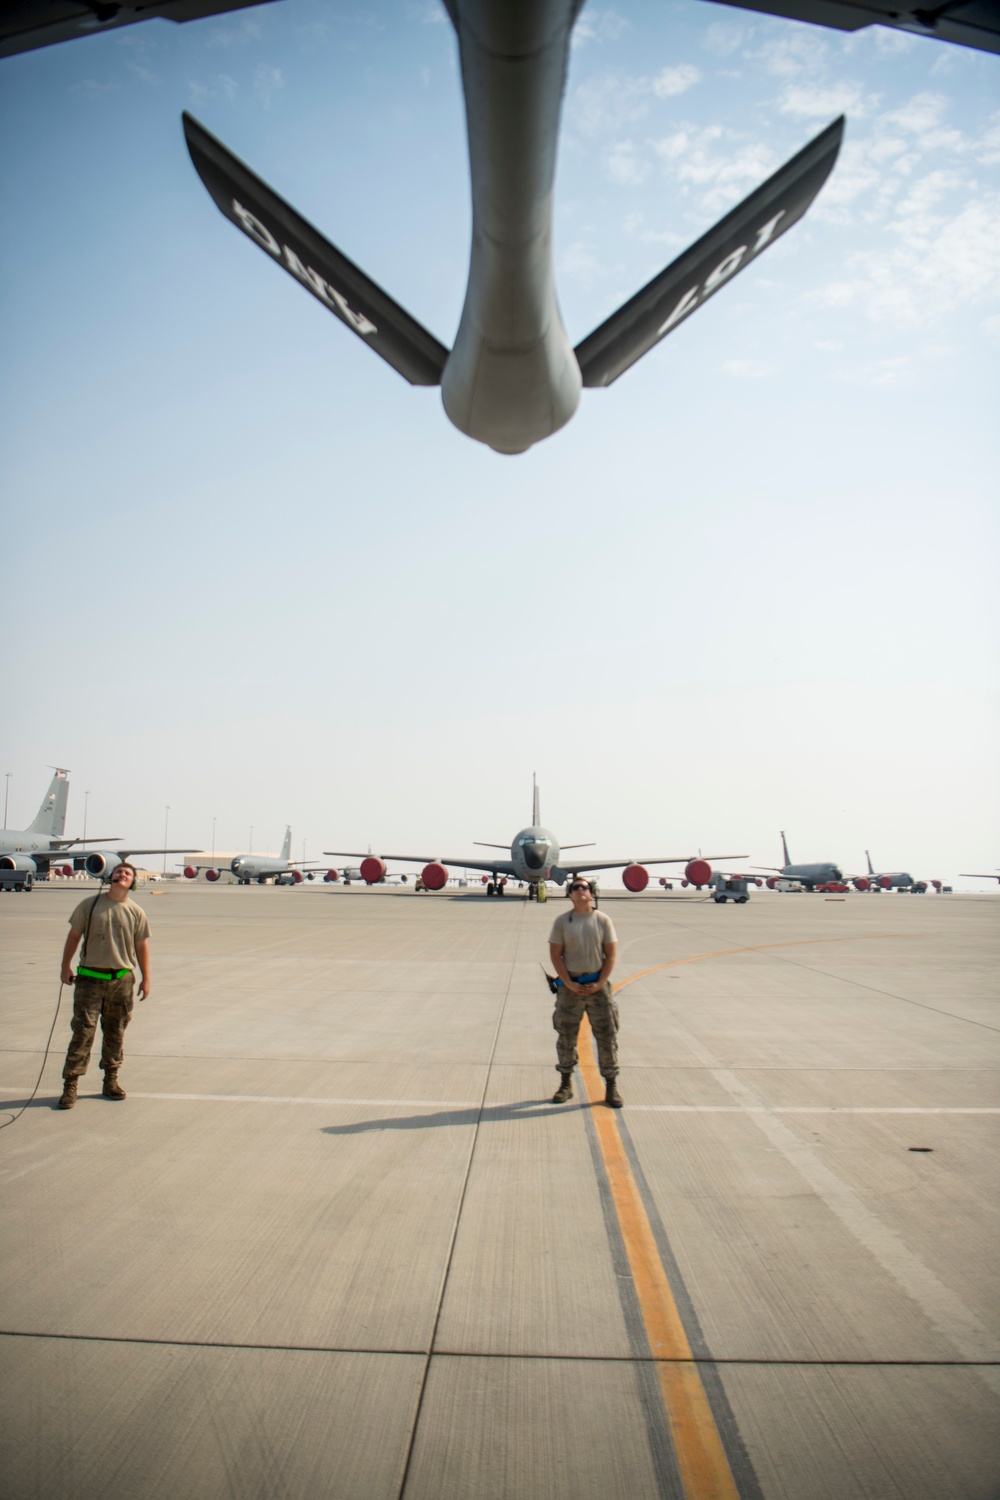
[
  {"x1": 577, "y1": 932, "x2": 901, "y2": 1499},
  {"x1": 577, "y1": 1023, "x2": 739, "y2": 1499}
]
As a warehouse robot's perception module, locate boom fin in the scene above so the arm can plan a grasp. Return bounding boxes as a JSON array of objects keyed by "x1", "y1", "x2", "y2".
[
  {"x1": 574, "y1": 117, "x2": 844, "y2": 388},
  {"x1": 781, "y1": 831, "x2": 792, "y2": 866},
  {"x1": 532, "y1": 773, "x2": 540, "y2": 828},
  {"x1": 281, "y1": 826, "x2": 292, "y2": 862},
  {"x1": 182, "y1": 113, "x2": 449, "y2": 387}
]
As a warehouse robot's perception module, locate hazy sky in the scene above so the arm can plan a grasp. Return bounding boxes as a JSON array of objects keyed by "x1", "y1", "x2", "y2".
[{"x1": 1, "y1": 0, "x2": 998, "y2": 886}]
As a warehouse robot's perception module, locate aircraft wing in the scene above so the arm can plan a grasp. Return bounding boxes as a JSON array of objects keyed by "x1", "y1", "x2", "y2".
[
  {"x1": 324, "y1": 851, "x2": 518, "y2": 877},
  {"x1": 2, "y1": 0, "x2": 996, "y2": 60},
  {"x1": 49, "y1": 836, "x2": 123, "y2": 848},
  {"x1": 560, "y1": 853, "x2": 748, "y2": 873}
]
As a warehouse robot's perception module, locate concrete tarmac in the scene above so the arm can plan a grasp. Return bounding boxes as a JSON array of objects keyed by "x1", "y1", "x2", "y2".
[{"x1": 1, "y1": 882, "x2": 997, "y2": 1500}]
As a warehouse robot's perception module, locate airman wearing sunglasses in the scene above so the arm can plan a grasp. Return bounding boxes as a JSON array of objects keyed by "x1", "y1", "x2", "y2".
[{"x1": 548, "y1": 879, "x2": 621, "y2": 1107}]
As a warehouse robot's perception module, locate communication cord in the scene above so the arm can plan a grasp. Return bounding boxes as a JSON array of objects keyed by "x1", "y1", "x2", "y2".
[{"x1": 0, "y1": 982, "x2": 66, "y2": 1131}]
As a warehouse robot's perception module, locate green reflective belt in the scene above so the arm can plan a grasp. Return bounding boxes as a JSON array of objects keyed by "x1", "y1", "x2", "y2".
[{"x1": 77, "y1": 967, "x2": 132, "y2": 981}]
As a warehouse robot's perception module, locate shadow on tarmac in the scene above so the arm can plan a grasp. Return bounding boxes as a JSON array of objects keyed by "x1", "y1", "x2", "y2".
[{"x1": 321, "y1": 1097, "x2": 592, "y2": 1134}]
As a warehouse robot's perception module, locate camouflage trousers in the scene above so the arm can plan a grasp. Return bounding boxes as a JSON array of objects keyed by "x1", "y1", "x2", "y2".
[
  {"x1": 552, "y1": 986, "x2": 619, "y2": 1079},
  {"x1": 63, "y1": 975, "x2": 134, "y2": 1079}
]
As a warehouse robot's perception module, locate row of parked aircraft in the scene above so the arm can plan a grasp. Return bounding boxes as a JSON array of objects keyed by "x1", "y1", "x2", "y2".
[{"x1": 2, "y1": 771, "x2": 988, "y2": 896}]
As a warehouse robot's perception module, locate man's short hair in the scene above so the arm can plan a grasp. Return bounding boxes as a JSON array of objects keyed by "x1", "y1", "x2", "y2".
[{"x1": 111, "y1": 861, "x2": 138, "y2": 888}]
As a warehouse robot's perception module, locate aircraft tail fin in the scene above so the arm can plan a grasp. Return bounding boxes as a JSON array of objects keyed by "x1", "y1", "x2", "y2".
[
  {"x1": 27, "y1": 768, "x2": 70, "y2": 837},
  {"x1": 574, "y1": 117, "x2": 844, "y2": 388},
  {"x1": 281, "y1": 826, "x2": 292, "y2": 862},
  {"x1": 182, "y1": 113, "x2": 449, "y2": 387},
  {"x1": 866, "y1": 850, "x2": 874, "y2": 875},
  {"x1": 781, "y1": 831, "x2": 791, "y2": 866},
  {"x1": 532, "y1": 773, "x2": 540, "y2": 828}
]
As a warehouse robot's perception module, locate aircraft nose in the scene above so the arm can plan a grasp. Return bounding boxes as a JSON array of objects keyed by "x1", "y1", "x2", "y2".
[{"x1": 522, "y1": 840, "x2": 549, "y2": 871}]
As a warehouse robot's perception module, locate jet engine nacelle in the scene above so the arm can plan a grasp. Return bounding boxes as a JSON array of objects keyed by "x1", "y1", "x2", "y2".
[
  {"x1": 0, "y1": 854, "x2": 36, "y2": 873},
  {"x1": 931, "y1": 880, "x2": 942, "y2": 892},
  {"x1": 622, "y1": 863, "x2": 649, "y2": 892},
  {"x1": 360, "y1": 856, "x2": 387, "y2": 885},
  {"x1": 912, "y1": 880, "x2": 927, "y2": 893},
  {"x1": 61, "y1": 864, "x2": 74, "y2": 877},
  {"x1": 685, "y1": 859, "x2": 712, "y2": 887},
  {"x1": 291, "y1": 869, "x2": 304, "y2": 884},
  {"x1": 853, "y1": 877, "x2": 871, "y2": 892},
  {"x1": 766, "y1": 877, "x2": 779, "y2": 890},
  {"x1": 324, "y1": 869, "x2": 339, "y2": 883},
  {"x1": 421, "y1": 862, "x2": 449, "y2": 891},
  {"x1": 84, "y1": 851, "x2": 124, "y2": 877},
  {"x1": 205, "y1": 868, "x2": 221, "y2": 882},
  {"x1": 879, "y1": 875, "x2": 893, "y2": 889},
  {"x1": 183, "y1": 866, "x2": 198, "y2": 879}
]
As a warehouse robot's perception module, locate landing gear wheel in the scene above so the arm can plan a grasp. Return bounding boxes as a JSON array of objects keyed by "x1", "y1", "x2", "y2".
[
  {"x1": 714, "y1": 895, "x2": 727, "y2": 903},
  {"x1": 497, "y1": 882, "x2": 505, "y2": 897},
  {"x1": 486, "y1": 881, "x2": 495, "y2": 896},
  {"x1": 537, "y1": 883, "x2": 548, "y2": 904}
]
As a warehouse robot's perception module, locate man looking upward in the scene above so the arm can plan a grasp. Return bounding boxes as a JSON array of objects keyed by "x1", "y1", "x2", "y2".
[
  {"x1": 58, "y1": 862, "x2": 152, "y2": 1109},
  {"x1": 548, "y1": 879, "x2": 621, "y2": 1107}
]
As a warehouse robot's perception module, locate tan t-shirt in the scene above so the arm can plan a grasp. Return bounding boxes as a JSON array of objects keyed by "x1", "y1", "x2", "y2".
[
  {"x1": 548, "y1": 909, "x2": 617, "y2": 976},
  {"x1": 70, "y1": 893, "x2": 151, "y2": 971}
]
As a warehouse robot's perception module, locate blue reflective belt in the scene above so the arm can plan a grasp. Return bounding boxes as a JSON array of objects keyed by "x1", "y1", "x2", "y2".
[{"x1": 555, "y1": 971, "x2": 602, "y2": 989}]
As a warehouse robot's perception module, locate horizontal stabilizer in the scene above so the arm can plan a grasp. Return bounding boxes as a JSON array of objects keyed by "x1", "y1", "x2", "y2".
[
  {"x1": 574, "y1": 116, "x2": 844, "y2": 388},
  {"x1": 182, "y1": 113, "x2": 449, "y2": 387}
]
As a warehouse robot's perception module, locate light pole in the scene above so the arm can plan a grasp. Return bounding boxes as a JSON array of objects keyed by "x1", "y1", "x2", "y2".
[
  {"x1": 163, "y1": 806, "x2": 170, "y2": 875},
  {"x1": 211, "y1": 817, "x2": 216, "y2": 863},
  {"x1": 3, "y1": 772, "x2": 10, "y2": 829},
  {"x1": 83, "y1": 790, "x2": 90, "y2": 846},
  {"x1": 249, "y1": 825, "x2": 253, "y2": 856}
]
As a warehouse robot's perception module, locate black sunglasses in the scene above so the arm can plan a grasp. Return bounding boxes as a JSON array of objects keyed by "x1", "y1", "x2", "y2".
[{"x1": 569, "y1": 883, "x2": 591, "y2": 892}]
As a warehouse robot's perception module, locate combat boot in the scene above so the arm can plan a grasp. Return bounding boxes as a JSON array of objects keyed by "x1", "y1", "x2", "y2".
[
  {"x1": 551, "y1": 1072, "x2": 573, "y2": 1104},
  {"x1": 58, "y1": 1078, "x2": 78, "y2": 1110},
  {"x1": 102, "y1": 1070, "x2": 126, "y2": 1101},
  {"x1": 604, "y1": 1078, "x2": 623, "y2": 1109}
]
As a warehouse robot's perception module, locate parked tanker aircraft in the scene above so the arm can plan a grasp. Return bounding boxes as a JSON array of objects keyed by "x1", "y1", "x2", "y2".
[
  {"x1": 853, "y1": 851, "x2": 931, "y2": 893},
  {"x1": 753, "y1": 832, "x2": 843, "y2": 892},
  {"x1": 0, "y1": 769, "x2": 198, "y2": 879},
  {"x1": 183, "y1": 827, "x2": 327, "y2": 885},
  {"x1": 325, "y1": 778, "x2": 743, "y2": 896}
]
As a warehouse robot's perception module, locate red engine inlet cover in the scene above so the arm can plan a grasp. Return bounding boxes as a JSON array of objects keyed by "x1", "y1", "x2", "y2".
[
  {"x1": 879, "y1": 875, "x2": 893, "y2": 889},
  {"x1": 62, "y1": 865, "x2": 74, "y2": 877},
  {"x1": 183, "y1": 866, "x2": 197, "y2": 880},
  {"x1": 206, "y1": 868, "x2": 220, "y2": 882},
  {"x1": 324, "y1": 869, "x2": 339, "y2": 883},
  {"x1": 853, "y1": 877, "x2": 870, "y2": 891},
  {"x1": 292, "y1": 869, "x2": 304, "y2": 883},
  {"x1": 360, "y1": 856, "x2": 387, "y2": 885},
  {"x1": 421, "y1": 862, "x2": 448, "y2": 890},
  {"x1": 482, "y1": 875, "x2": 489, "y2": 884},
  {"x1": 622, "y1": 863, "x2": 649, "y2": 892},
  {"x1": 685, "y1": 859, "x2": 712, "y2": 887}
]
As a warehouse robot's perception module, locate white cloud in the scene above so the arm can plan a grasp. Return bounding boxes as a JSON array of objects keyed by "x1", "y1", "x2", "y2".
[
  {"x1": 559, "y1": 241, "x2": 612, "y2": 287},
  {"x1": 702, "y1": 22, "x2": 749, "y2": 57},
  {"x1": 881, "y1": 92, "x2": 947, "y2": 135},
  {"x1": 751, "y1": 32, "x2": 828, "y2": 79},
  {"x1": 778, "y1": 81, "x2": 880, "y2": 120},
  {"x1": 254, "y1": 65, "x2": 283, "y2": 109},
  {"x1": 651, "y1": 124, "x2": 777, "y2": 214},
  {"x1": 722, "y1": 359, "x2": 771, "y2": 377},
  {"x1": 984, "y1": 314, "x2": 1000, "y2": 346},
  {"x1": 205, "y1": 16, "x2": 262, "y2": 48},
  {"x1": 188, "y1": 73, "x2": 238, "y2": 106},
  {"x1": 572, "y1": 9, "x2": 629, "y2": 48},
  {"x1": 569, "y1": 62, "x2": 702, "y2": 137},
  {"x1": 810, "y1": 190, "x2": 1000, "y2": 327},
  {"x1": 652, "y1": 64, "x2": 701, "y2": 98},
  {"x1": 605, "y1": 141, "x2": 649, "y2": 186}
]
